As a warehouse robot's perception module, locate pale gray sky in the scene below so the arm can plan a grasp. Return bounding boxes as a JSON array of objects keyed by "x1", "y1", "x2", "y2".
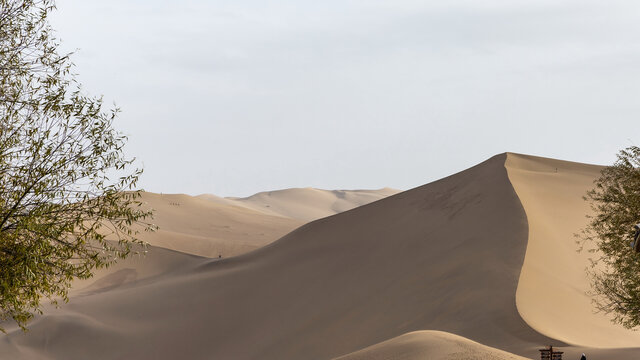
[{"x1": 51, "y1": 0, "x2": 640, "y2": 196}]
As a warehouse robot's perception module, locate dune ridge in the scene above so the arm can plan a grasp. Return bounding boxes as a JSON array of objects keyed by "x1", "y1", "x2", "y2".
[
  {"x1": 138, "y1": 188, "x2": 399, "y2": 258},
  {"x1": 505, "y1": 153, "x2": 640, "y2": 347},
  {"x1": 207, "y1": 187, "x2": 401, "y2": 221},
  {"x1": 135, "y1": 192, "x2": 303, "y2": 258}
]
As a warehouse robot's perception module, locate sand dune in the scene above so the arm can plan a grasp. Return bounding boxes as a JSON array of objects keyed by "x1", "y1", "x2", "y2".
[
  {"x1": 205, "y1": 187, "x2": 401, "y2": 222},
  {"x1": 135, "y1": 192, "x2": 303, "y2": 258},
  {"x1": 1, "y1": 154, "x2": 640, "y2": 359},
  {"x1": 0, "y1": 154, "x2": 551, "y2": 359},
  {"x1": 506, "y1": 153, "x2": 640, "y2": 347},
  {"x1": 139, "y1": 189, "x2": 398, "y2": 258},
  {"x1": 69, "y1": 244, "x2": 205, "y2": 296},
  {"x1": 334, "y1": 331, "x2": 529, "y2": 360},
  {"x1": 0, "y1": 244, "x2": 210, "y2": 360}
]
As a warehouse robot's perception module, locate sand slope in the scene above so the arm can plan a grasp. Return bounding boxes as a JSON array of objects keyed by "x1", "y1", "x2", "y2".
[
  {"x1": 135, "y1": 192, "x2": 303, "y2": 258},
  {"x1": 2, "y1": 154, "x2": 640, "y2": 359},
  {"x1": 69, "y1": 244, "x2": 206, "y2": 296},
  {"x1": 139, "y1": 189, "x2": 398, "y2": 258},
  {"x1": 1, "y1": 154, "x2": 555, "y2": 359},
  {"x1": 334, "y1": 331, "x2": 530, "y2": 360},
  {"x1": 0, "y1": 244, "x2": 210, "y2": 360},
  {"x1": 207, "y1": 187, "x2": 401, "y2": 222},
  {"x1": 506, "y1": 153, "x2": 640, "y2": 347}
]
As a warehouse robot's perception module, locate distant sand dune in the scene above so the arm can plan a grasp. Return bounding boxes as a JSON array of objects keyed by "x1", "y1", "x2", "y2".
[
  {"x1": 139, "y1": 188, "x2": 399, "y2": 257},
  {"x1": 135, "y1": 192, "x2": 303, "y2": 258},
  {"x1": 204, "y1": 187, "x2": 401, "y2": 221}
]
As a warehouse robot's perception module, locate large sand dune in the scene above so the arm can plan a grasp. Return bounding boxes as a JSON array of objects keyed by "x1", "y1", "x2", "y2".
[
  {"x1": 1, "y1": 154, "x2": 640, "y2": 359},
  {"x1": 138, "y1": 188, "x2": 398, "y2": 258}
]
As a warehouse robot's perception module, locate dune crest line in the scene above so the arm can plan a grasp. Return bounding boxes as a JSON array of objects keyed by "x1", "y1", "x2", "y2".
[{"x1": 505, "y1": 153, "x2": 640, "y2": 347}]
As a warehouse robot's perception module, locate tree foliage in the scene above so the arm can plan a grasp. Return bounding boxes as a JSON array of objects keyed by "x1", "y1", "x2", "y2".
[
  {"x1": 0, "y1": 0, "x2": 153, "y2": 331},
  {"x1": 580, "y1": 146, "x2": 640, "y2": 329}
]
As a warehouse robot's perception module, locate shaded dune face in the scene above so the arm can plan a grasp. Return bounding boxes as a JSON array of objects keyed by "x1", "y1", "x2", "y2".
[
  {"x1": 208, "y1": 153, "x2": 554, "y2": 359},
  {"x1": 3, "y1": 154, "x2": 556, "y2": 359}
]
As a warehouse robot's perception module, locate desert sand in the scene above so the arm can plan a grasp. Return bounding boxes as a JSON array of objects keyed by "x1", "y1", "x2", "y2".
[
  {"x1": 137, "y1": 188, "x2": 398, "y2": 257},
  {"x1": 335, "y1": 331, "x2": 530, "y2": 360},
  {"x1": 134, "y1": 192, "x2": 302, "y2": 258},
  {"x1": 207, "y1": 187, "x2": 401, "y2": 222},
  {"x1": 1, "y1": 153, "x2": 639, "y2": 359},
  {"x1": 506, "y1": 153, "x2": 640, "y2": 347}
]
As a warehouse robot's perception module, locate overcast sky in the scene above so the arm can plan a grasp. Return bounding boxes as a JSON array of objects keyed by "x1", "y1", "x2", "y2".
[{"x1": 51, "y1": 0, "x2": 640, "y2": 197}]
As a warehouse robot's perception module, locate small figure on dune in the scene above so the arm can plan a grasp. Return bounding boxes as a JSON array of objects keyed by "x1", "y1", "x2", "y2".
[
  {"x1": 632, "y1": 223, "x2": 640, "y2": 252},
  {"x1": 580, "y1": 353, "x2": 586, "y2": 360}
]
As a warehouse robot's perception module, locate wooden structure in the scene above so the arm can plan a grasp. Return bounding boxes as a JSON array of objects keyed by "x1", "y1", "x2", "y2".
[{"x1": 539, "y1": 345, "x2": 563, "y2": 360}]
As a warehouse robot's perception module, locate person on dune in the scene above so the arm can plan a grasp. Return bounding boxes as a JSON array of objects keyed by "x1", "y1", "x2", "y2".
[
  {"x1": 580, "y1": 353, "x2": 586, "y2": 360},
  {"x1": 632, "y1": 223, "x2": 640, "y2": 252}
]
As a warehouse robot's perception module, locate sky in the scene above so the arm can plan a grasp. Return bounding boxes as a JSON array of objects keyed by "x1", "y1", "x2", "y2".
[{"x1": 51, "y1": 0, "x2": 640, "y2": 197}]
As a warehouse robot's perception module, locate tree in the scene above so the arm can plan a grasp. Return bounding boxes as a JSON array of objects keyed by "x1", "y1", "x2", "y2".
[
  {"x1": 0, "y1": 0, "x2": 153, "y2": 331},
  {"x1": 580, "y1": 146, "x2": 640, "y2": 329}
]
